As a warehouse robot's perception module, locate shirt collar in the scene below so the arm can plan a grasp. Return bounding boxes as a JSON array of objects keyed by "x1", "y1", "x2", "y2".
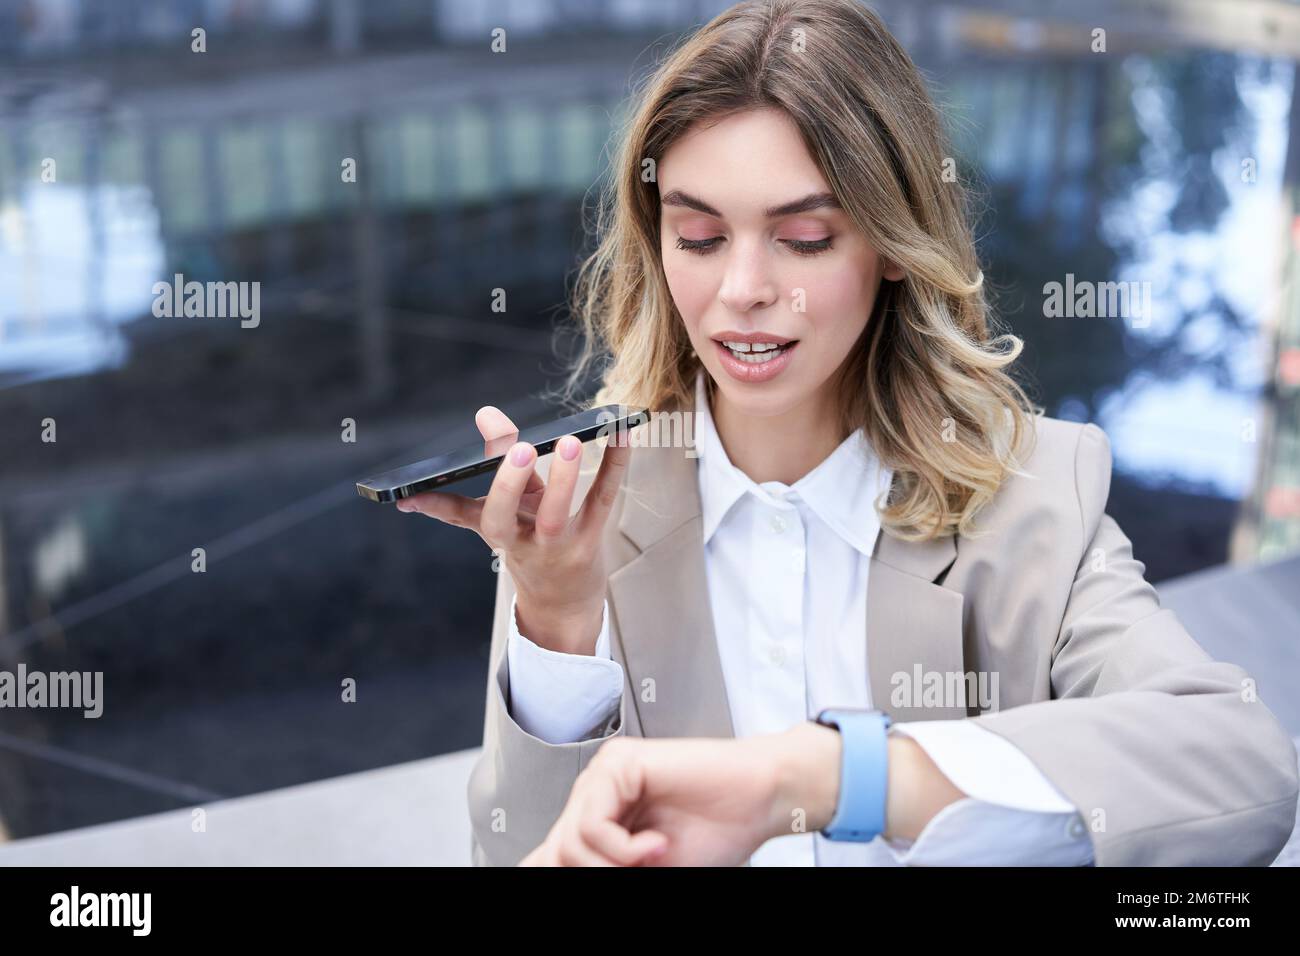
[{"x1": 693, "y1": 369, "x2": 893, "y2": 556}]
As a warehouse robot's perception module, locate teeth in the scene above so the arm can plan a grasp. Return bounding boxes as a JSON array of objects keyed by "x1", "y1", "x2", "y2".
[{"x1": 721, "y1": 340, "x2": 790, "y2": 364}]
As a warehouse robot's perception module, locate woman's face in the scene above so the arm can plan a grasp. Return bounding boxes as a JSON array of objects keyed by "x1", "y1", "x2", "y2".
[{"x1": 658, "y1": 107, "x2": 902, "y2": 421}]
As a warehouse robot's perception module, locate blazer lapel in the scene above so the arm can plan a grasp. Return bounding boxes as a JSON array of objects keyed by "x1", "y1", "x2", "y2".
[
  {"x1": 608, "y1": 440, "x2": 735, "y2": 740},
  {"x1": 867, "y1": 529, "x2": 969, "y2": 722},
  {"x1": 607, "y1": 438, "x2": 969, "y2": 740}
]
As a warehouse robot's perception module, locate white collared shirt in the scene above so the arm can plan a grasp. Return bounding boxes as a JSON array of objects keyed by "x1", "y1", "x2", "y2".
[{"x1": 503, "y1": 371, "x2": 1094, "y2": 866}]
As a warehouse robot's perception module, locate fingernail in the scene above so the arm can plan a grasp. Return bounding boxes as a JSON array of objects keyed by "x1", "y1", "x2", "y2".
[
  {"x1": 559, "y1": 436, "x2": 580, "y2": 461},
  {"x1": 395, "y1": 500, "x2": 409, "y2": 512},
  {"x1": 510, "y1": 443, "x2": 533, "y2": 467}
]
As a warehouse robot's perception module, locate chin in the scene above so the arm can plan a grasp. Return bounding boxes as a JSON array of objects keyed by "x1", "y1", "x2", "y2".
[{"x1": 707, "y1": 368, "x2": 809, "y2": 417}]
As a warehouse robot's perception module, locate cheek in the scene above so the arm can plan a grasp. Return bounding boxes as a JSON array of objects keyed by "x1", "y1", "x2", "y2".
[
  {"x1": 662, "y1": 260, "x2": 714, "y2": 331},
  {"x1": 798, "y1": 267, "x2": 877, "y2": 340}
]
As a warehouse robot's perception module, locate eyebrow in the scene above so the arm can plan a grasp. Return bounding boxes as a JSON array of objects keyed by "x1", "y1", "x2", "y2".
[{"x1": 660, "y1": 189, "x2": 842, "y2": 218}]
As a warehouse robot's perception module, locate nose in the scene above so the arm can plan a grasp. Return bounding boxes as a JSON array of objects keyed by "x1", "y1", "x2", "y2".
[{"x1": 717, "y1": 236, "x2": 779, "y2": 314}]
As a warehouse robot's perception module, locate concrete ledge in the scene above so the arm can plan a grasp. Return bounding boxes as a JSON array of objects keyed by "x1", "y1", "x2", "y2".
[
  {"x1": 1157, "y1": 553, "x2": 1300, "y2": 735},
  {"x1": 0, "y1": 748, "x2": 477, "y2": 866}
]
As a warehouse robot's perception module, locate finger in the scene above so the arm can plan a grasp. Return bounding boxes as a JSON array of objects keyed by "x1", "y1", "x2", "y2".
[
  {"x1": 547, "y1": 769, "x2": 632, "y2": 867},
  {"x1": 553, "y1": 818, "x2": 619, "y2": 867},
  {"x1": 478, "y1": 442, "x2": 537, "y2": 551},
  {"x1": 533, "y1": 435, "x2": 582, "y2": 543},
  {"x1": 394, "y1": 491, "x2": 483, "y2": 531},
  {"x1": 627, "y1": 830, "x2": 670, "y2": 866},
  {"x1": 477, "y1": 406, "x2": 544, "y2": 497},
  {"x1": 472, "y1": 493, "x2": 540, "y2": 522},
  {"x1": 576, "y1": 434, "x2": 631, "y2": 538},
  {"x1": 580, "y1": 818, "x2": 668, "y2": 867},
  {"x1": 564, "y1": 746, "x2": 649, "y2": 866},
  {"x1": 475, "y1": 404, "x2": 518, "y2": 443}
]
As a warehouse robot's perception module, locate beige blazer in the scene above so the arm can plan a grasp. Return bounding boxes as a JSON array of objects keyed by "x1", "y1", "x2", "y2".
[{"x1": 467, "y1": 412, "x2": 1299, "y2": 866}]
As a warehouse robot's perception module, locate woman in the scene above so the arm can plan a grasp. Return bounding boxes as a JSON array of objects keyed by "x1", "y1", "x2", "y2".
[{"x1": 398, "y1": 0, "x2": 1298, "y2": 866}]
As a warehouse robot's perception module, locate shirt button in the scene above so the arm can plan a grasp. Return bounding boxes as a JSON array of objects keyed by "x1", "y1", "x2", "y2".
[
  {"x1": 768, "y1": 644, "x2": 787, "y2": 666},
  {"x1": 1066, "y1": 816, "x2": 1087, "y2": 839},
  {"x1": 769, "y1": 514, "x2": 787, "y2": 534},
  {"x1": 791, "y1": 547, "x2": 805, "y2": 569}
]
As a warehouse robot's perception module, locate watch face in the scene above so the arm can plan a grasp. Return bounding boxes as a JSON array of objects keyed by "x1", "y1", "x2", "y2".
[
  {"x1": 816, "y1": 712, "x2": 843, "y2": 732},
  {"x1": 817, "y1": 708, "x2": 886, "y2": 728}
]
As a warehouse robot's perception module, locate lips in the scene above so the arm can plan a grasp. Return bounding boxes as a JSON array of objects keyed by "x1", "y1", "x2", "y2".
[
  {"x1": 709, "y1": 331, "x2": 798, "y2": 346},
  {"x1": 712, "y1": 337, "x2": 799, "y2": 383}
]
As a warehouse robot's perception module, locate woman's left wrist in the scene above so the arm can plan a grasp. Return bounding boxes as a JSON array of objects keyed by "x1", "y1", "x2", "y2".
[{"x1": 762, "y1": 722, "x2": 843, "y2": 838}]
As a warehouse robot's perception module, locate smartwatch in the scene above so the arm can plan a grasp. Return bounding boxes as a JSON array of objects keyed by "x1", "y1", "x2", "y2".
[{"x1": 814, "y1": 708, "x2": 892, "y2": 842}]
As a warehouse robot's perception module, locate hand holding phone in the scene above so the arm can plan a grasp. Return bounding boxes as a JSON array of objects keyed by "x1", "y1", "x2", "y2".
[{"x1": 390, "y1": 404, "x2": 637, "y2": 656}]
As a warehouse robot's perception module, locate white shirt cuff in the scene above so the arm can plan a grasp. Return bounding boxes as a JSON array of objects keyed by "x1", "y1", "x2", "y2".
[
  {"x1": 882, "y1": 721, "x2": 1095, "y2": 865},
  {"x1": 883, "y1": 797, "x2": 1096, "y2": 866},
  {"x1": 504, "y1": 595, "x2": 624, "y2": 745}
]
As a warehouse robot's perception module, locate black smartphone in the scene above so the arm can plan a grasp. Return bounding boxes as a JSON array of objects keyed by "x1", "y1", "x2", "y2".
[{"x1": 355, "y1": 404, "x2": 651, "y2": 503}]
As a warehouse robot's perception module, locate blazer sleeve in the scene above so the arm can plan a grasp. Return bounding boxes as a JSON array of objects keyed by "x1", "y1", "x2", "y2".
[
  {"x1": 465, "y1": 455, "x2": 627, "y2": 867},
  {"x1": 505, "y1": 594, "x2": 623, "y2": 744},
  {"x1": 969, "y1": 423, "x2": 1299, "y2": 866}
]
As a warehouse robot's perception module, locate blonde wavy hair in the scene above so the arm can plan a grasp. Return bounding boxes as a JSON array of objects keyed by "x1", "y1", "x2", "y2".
[{"x1": 560, "y1": 0, "x2": 1042, "y2": 541}]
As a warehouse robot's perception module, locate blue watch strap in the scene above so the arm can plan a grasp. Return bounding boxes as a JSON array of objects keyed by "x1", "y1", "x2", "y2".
[{"x1": 815, "y1": 709, "x2": 892, "y2": 842}]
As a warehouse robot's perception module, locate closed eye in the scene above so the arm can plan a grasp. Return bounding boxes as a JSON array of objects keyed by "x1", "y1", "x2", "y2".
[
  {"x1": 673, "y1": 237, "x2": 834, "y2": 257},
  {"x1": 675, "y1": 236, "x2": 722, "y2": 255},
  {"x1": 783, "y1": 238, "x2": 833, "y2": 256}
]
